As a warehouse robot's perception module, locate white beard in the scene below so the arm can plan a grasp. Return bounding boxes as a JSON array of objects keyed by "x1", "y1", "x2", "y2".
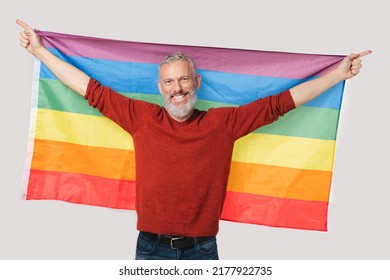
[{"x1": 163, "y1": 93, "x2": 197, "y2": 119}]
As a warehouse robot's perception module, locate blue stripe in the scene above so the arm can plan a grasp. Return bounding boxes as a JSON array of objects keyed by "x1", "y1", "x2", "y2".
[{"x1": 40, "y1": 48, "x2": 344, "y2": 109}]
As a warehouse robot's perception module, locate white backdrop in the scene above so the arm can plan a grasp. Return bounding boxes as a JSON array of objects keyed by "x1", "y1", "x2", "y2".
[{"x1": 1, "y1": 0, "x2": 389, "y2": 260}]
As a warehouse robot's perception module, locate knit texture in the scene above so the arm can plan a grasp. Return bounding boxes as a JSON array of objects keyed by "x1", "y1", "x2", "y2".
[{"x1": 85, "y1": 78, "x2": 296, "y2": 236}]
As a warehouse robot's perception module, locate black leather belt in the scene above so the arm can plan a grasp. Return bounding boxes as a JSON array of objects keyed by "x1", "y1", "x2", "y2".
[{"x1": 140, "y1": 231, "x2": 214, "y2": 250}]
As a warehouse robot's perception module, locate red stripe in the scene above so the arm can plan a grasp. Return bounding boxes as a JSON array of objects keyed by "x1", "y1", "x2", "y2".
[
  {"x1": 26, "y1": 170, "x2": 328, "y2": 230},
  {"x1": 220, "y1": 191, "x2": 328, "y2": 231},
  {"x1": 27, "y1": 169, "x2": 136, "y2": 210}
]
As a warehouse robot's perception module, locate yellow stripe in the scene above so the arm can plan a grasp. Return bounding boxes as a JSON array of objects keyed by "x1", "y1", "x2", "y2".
[
  {"x1": 233, "y1": 134, "x2": 335, "y2": 171},
  {"x1": 35, "y1": 109, "x2": 134, "y2": 150},
  {"x1": 36, "y1": 109, "x2": 335, "y2": 171}
]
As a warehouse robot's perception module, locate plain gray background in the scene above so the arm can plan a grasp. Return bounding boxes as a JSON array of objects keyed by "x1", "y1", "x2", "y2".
[{"x1": 1, "y1": 0, "x2": 389, "y2": 260}]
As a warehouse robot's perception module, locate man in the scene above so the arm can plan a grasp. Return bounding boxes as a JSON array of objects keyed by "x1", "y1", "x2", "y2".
[{"x1": 17, "y1": 19, "x2": 371, "y2": 260}]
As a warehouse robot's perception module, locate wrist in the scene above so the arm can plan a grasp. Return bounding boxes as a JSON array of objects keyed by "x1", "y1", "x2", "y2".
[
  {"x1": 325, "y1": 69, "x2": 344, "y2": 86},
  {"x1": 31, "y1": 45, "x2": 48, "y2": 59}
]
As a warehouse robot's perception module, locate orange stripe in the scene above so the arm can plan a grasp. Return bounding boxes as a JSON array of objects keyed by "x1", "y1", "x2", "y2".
[
  {"x1": 228, "y1": 161, "x2": 332, "y2": 202},
  {"x1": 31, "y1": 139, "x2": 135, "y2": 180},
  {"x1": 31, "y1": 139, "x2": 331, "y2": 201}
]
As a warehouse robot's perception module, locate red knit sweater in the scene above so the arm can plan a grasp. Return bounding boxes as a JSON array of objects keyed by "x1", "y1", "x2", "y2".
[{"x1": 85, "y1": 78, "x2": 296, "y2": 236}]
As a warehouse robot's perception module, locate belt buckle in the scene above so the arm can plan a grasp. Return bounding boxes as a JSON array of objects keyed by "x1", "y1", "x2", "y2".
[{"x1": 170, "y1": 236, "x2": 185, "y2": 249}]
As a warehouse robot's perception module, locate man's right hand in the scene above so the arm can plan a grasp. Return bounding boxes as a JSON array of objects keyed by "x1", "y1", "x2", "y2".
[
  {"x1": 17, "y1": 19, "x2": 43, "y2": 55},
  {"x1": 16, "y1": 19, "x2": 90, "y2": 96}
]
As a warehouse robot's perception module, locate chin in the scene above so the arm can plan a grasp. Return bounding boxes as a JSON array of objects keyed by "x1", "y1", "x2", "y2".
[{"x1": 163, "y1": 93, "x2": 197, "y2": 119}]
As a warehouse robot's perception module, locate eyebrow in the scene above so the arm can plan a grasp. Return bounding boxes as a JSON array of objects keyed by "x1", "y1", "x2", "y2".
[{"x1": 162, "y1": 75, "x2": 191, "y2": 82}]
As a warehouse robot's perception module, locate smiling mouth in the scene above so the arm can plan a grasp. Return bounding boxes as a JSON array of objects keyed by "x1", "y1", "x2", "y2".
[{"x1": 171, "y1": 93, "x2": 188, "y2": 100}]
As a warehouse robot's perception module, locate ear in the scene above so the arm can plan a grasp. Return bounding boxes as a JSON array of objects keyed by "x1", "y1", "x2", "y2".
[
  {"x1": 157, "y1": 80, "x2": 163, "y2": 95},
  {"x1": 195, "y1": 74, "x2": 201, "y2": 90}
]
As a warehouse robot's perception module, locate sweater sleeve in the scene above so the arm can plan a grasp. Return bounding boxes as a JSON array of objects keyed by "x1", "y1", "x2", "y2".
[
  {"x1": 84, "y1": 78, "x2": 156, "y2": 135},
  {"x1": 215, "y1": 89, "x2": 296, "y2": 140}
]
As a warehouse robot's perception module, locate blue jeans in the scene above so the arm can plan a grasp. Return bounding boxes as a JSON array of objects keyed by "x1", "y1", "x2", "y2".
[{"x1": 135, "y1": 232, "x2": 219, "y2": 260}]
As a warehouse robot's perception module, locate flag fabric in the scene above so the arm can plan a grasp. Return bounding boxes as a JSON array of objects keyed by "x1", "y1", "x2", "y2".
[{"x1": 22, "y1": 30, "x2": 346, "y2": 231}]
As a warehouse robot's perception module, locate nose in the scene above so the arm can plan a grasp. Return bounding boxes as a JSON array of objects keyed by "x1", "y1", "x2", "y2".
[{"x1": 173, "y1": 79, "x2": 183, "y2": 93}]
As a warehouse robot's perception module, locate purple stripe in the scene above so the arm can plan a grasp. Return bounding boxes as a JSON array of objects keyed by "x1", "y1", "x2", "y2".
[{"x1": 36, "y1": 30, "x2": 344, "y2": 79}]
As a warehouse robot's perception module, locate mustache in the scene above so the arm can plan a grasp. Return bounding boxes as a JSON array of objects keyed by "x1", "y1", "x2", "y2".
[{"x1": 162, "y1": 93, "x2": 197, "y2": 119}]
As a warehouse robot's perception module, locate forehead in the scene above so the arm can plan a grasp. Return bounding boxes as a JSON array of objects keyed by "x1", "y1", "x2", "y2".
[{"x1": 159, "y1": 60, "x2": 194, "y2": 79}]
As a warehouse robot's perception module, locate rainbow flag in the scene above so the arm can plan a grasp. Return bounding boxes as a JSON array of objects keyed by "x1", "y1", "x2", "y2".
[{"x1": 22, "y1": 30, "x2": 346, "y2": 231}]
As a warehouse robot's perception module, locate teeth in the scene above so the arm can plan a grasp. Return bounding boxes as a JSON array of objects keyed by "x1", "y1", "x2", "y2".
[{"x1": 173, "y1": 95, "x2": 185, "y2": 99}]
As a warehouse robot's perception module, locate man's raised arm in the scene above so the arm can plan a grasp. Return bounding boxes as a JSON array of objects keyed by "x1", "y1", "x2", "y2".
[
  {"x1": 290, "y1": 50, "x2": 372, "y2": 107},
  {"x1": 17, "y1": 19, "x2": 90, "y2": 96}
]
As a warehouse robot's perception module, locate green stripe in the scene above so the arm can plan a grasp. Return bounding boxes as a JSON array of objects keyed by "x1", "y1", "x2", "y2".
[
  {"x1": 38, "y1": 79, "x2": 339, "y2": 140},
  {"x1": 256, "y1": 107, "x2": 339, "y2": 139}
]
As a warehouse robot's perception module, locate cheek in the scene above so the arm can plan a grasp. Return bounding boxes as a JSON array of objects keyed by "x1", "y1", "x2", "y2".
[
  {"x1": 160, "y1": 86, "x2": 171, "y2": 96},
  {"x1": 184, "y1": 84, "x2": 196, "y2": 93}
]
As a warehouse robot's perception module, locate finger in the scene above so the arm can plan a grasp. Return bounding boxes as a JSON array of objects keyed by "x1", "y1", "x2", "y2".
[
  {"x1": 351, "y1": 58, "x2": 362, "y2": 65},
  {"x1": 20, "y1": 30, "x2": 30, "y2": 40},
  {"x1": 20, "y1": 36, "x2": 30, "y2": 46},
  {"x1": 351, "y1": 69, "x2": 360, "y2": 75},
  {"x1": 20, "y1": 42, "x2": 29, "y2": 48},
  {"x1": 357, "y1": 50, "x2": 372, "y2": 58},
  {"x1": 20, "y1": 36, "x2": 29, "y2": 44},
  {"x1": 351, "y1": 64, "x2": 362, "y2": 71},
  {"x1": 16, "y1": 19, "x2": 33, "y2": 32},
  {"x1": 346, "y1": 53, "x2": 359, "y2": 61}
]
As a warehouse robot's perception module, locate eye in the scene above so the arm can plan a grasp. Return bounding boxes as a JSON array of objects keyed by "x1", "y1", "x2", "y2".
[
  {"x1": 164, "y1": 79, "x2": 173, "y2": 85},
  {"x1": 180, "y1": 76, "x2": 190, "y2": 82}
]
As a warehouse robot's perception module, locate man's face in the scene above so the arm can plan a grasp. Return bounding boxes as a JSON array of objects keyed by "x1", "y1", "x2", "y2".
[{"x1": 158, "y1": 60, "x2": 201, "y2": 121}]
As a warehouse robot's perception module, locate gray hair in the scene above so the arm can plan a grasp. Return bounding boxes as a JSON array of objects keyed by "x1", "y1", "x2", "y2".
[{"x1": 159, "y1": 52, "x2": 197, "y2": 77}]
